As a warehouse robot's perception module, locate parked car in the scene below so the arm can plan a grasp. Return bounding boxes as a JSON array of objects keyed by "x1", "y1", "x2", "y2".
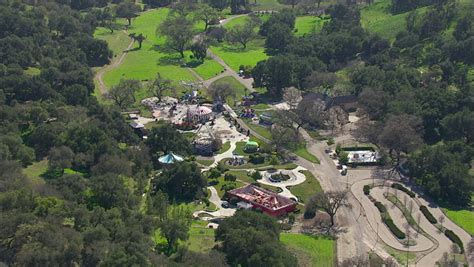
[{"x1": 221, "y1": 201, "x2": 230, "y2": 208}]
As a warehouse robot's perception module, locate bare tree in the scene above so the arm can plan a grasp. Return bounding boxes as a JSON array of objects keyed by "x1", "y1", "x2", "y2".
[
  {"x1": 107, "y1": 79, "x2": 141, "y2": 109},
  {"x1": 306, "y1": 191, "x2": 350, "y2": 227},
  {"x1": 378, "y1": 114, "x2": 424, "y2": 170},
  {"x1": 270, "y1": 124, "x2": 300, "y2": 150},
  {"x1": 148, "y1": 72, "x2": 173, "y2": 102},
  {"x1": 208, "y1": 82, "x2": 236, "y2": 104},
  {"x1": 296, "y1": 97, "x2": 329, "y2": 129},
  {"x1": 282, "y1": 87, "x2": 302, "y2": 110}
]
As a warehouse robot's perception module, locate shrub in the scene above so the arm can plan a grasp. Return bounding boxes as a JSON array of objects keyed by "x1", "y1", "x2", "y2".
[
  {"x1": 391, "y1": 183, "x2": 416, "y2": 198},
  {"x1": 363, "y1": 185, "x2": 371, "y2": 195},
  {"x1": 251, "y1": 171, "x2": 262, "y2": 181},
  {"x1": 288, "y1": 213, "x2": 296, "y2": 224},
  {"x1": 224, "y1": 173, "x2": 237, "y2": 182},
  {"x1": 339, "y1": 151, "x2": 349, "y2": 165},
  {"x1": 383, "y1": 217, "x2": 406, "y2": 239},
  {"x1": 249, "y1": 153, "x2": 265, "y2": 164},
  {"x1": 420, "y1": 206, "x2": 437, "y2": 224},
  {"x1": 208, "y1": 168, "x2": 221, "y2": 179},
  {"x1": 326, "y1": 138, "x2": 335, "y2": 146},
  {"x1": 280, "y1": 223, "x2": 292, "y2": 231},
  {"x1": 444, "y1": 229, "x2": 464, "y2": 253},
  {"x1": 303, "y1": 210, "x2": 315, "y2": 219},
  {"x1": 374, "y1": 201, "x2": 387, "y2": 213}
]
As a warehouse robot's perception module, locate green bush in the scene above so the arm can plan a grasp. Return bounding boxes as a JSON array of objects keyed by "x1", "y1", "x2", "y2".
[
  {"x1": 224, "y1": 173, "x2": 237, "y2": 181},
  {"x1": 374, "y1": 201, "x2": 387, "y2": 213},
  {"x1": 391, "y1": 183, "x2": 416, "y2": 198},
  {"x1": 444, "y1": 229, "x2": 464, "y2": 253},
  {"x1": 420, "y1": 206, "x2": 437, "y2": 224},
  {"x1": 249, "y1": 153, "x2": 265, "y2": 164},
  {"x1": 251, "y1": 171, "x2": 262, "y2": 181},
  {"x1": 382, "y1": 217, "x2": 406, "y2": 239},
  {"x1": 363, "y1": 185, "x2": 371, "y2": 195}
]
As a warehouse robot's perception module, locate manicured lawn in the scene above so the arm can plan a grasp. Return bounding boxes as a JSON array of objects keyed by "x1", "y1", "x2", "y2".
[
  {"x1": 209, "y1": 76, "x2": 247, "y2": 106},
  {"x1": 250, "y1": 0, "x2": 286, "y2": 11},
  {"x1": 360, "y1": 0, "x2": 428, "y2": 40},
  {"x1": 22, "y1": 160, "x2": 48, "y2": 186},
  {"x1": 244, "y1": 120, "x2": 272, "y2": 140},
  {"x1": 196, "y1": 159, "x2": 215, "y2": 166},
  {"x1": 294, "y1": 16, "x2": 329, "y2": 36},
  {"x1": 210, "y1": 38, "x2": 268, "y2": 72},
  {"x1": 292, "y1": 143, "x2": 319, "y2": 163},
  {"x1": 101, "y1": 9, "x2": 197, "y2": 88},
  {"x1": 444, "y1": 209, "x2": 474, "y2": 235},
  {"x1": 287, "y1": 170, "x2": 323, "y2": 203},
  {"x1": 191, "y1": 58, "x2": 225, "y2": 80},
  {"x1": 280, "y1": 234, "x2": 335, "y2": 267}
]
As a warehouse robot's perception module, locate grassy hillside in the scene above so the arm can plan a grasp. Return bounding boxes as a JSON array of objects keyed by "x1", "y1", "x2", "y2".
[{"x1": 281, "y1": 234, "x2": 335, "y2": 267}]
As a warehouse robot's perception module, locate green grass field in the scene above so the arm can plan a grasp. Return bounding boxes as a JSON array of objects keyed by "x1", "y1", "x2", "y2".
[
  {"x1": 360, "y1": 0, "x2": 428, "y2": 40},
  {"x1": 22, "y1": 160, "x2": 48, "y2": 186},
  {"x1": 287, "y1": 170, "x2": 323, "y2": 203},
  {"x1": 281, "y1": 234, "x2": 335, "y2": 267},
  {"x1": 444, "y1": 209, "x2": 474, "y2": 235},
  {"x1": 191, "y1": 58, "x2": 225, "y2": 80},
  {"x1": 292, "y1": 143, "x2": 319, "y2": 163},
  {"x1": 294, "y1": 16, "x2": 329, "y2": 36},
  {"x1": 153, "y1": 221, "x2": 216, "y2": 253},
  {"x1": 94, "y1": 25, "x2": 130, "y2": 57},
  {"x1": 210, "y1": 38, "x2": 268, "y2": 72},
  {"x1": 101, "y1": 9, "x2": 197, "y2": 87}
]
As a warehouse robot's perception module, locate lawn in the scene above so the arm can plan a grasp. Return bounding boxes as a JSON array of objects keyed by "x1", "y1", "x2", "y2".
[
  {"x1": 153, "y1": 221, "x2": 216, "y2": 253},
  {"x1": 217, "y1": 141, "x2": 232, "y2": 154},
  {"x1": 360, "y1": 0, "x2": 428, "y2": 40},
  {"x1": 280, "y1": 234, "x2": 335, "y2": 267},
  {"x1": 294, "y1": 16, "x2": 329, "y2": 36},
  {"x1": 22, "y1": 160, "x2": 48, "y2": 186},
  {"x1": 287, "y1": 170, "x2": 323, "y2": 203},
  {"x1": 196, "y1": 158, "x2": 215, "y2": 166},
  {"x1": 444, "y1": 209, "x2": 474, "y2": 235},
  {"x1": 210, "y1": 38, "x2": 268, "y2": 72},
  {"x1": 186, "y1": 226, "x2": 216, "y2": 252},
  {"x1": 99, "y1": 8, "x2": 222, "y2": 90},
  {"x1": 94, "y1": 25, "x2": 129, "y2": 57},
  {"x1": 209, "y1": 76, "x2": 247, "y2": 106},
  {"x1": 191, "y1": 58, "x2": 225, "y2": 80},
  {"x1": 292, "y1": 143, "x2": 319, "y2": 164},
  {"x1": 244, "y1": 120, "x2": 272, "y2": 140}
]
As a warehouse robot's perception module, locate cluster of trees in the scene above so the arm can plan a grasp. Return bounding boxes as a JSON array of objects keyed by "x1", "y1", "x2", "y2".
[
  {"x1": 215, "y1": 210, "x2": 298, "y2": 266},
  {"x1": 253, "y1": 6, "x2": 365, "y2": 96},
  {"x1": 0, "y1": 1, "x2": 218, "y2": 265}
]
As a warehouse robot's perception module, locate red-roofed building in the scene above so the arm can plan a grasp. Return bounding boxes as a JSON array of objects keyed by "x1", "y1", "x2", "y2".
[{"x1": 226, "y1": 185, "x2": 297, "y2": 217}]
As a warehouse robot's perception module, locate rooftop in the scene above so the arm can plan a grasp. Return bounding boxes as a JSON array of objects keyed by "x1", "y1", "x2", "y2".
[{"x1": 228, "y1": 185, "x2": 296, "y2": 211}]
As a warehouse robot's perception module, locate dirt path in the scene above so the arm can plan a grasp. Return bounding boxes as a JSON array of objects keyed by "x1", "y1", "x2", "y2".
[{"x1": 94, "y1": 31, "x2": 135, "y2": 95}]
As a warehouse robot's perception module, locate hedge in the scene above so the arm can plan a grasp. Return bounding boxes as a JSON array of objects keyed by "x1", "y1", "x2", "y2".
[
  {"x1": 363, "y1": 185, "x2": 371, "y2": 195},
  {"x1": 383, "y1": 217, "x2": 406, "y2": 239},
  {"x1": 420, "y1": 206, "x2": 437, "y2": 224},
  {"x1": 391, "y1": 183, "x2": 416, "y2": 198},
  {"x1": 444, "y1": 229, "x2": 464, "y2": 253},
  {"x1": 374, "y1": 201, "x2": 387, "y2": 213}
]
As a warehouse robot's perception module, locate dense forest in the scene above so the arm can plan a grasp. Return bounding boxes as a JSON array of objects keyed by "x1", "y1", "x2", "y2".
[{"x1": 0, "y1": 0, "x2": 472, "y2": 266}]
